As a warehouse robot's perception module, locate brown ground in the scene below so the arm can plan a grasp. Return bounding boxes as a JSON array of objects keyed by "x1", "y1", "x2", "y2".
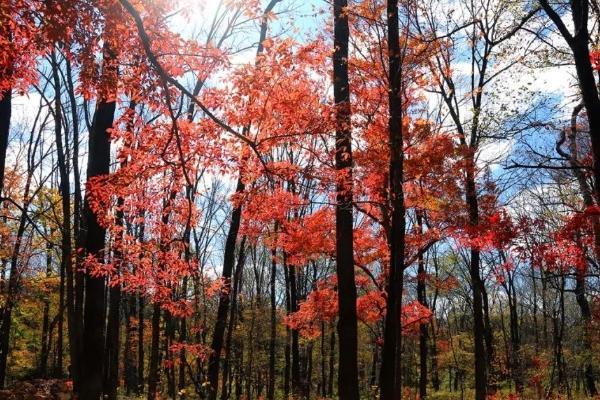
[{"x1": 0, "y1": 380, "x2": 71, "y2": 400}]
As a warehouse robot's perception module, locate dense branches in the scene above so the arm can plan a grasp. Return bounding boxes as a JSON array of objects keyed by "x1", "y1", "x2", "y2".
[{"x1": 0, "y1": 1, "x2": 599, "y2": 399}]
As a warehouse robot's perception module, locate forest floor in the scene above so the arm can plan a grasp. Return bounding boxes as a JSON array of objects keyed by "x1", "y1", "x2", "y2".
[{"x1": 0, "y1": 380, "x2": 70, "y2": 400}]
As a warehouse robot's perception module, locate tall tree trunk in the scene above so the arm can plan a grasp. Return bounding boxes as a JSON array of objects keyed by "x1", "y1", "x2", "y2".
[
  {"x1": 466, "y1": 161, "x2": 487, "y2": 400},
  {"x1": 40, "y1": 237, "x2": 53, "y2": 377},
  {"x1": 268, "y1": 246, "x2": 277, "y2": 400},
  {"x1": 147, "y1": 302, "x2": 162, "y2": 400},
  {"x1": 177, "y1": 187, "x2": 194, "y2": 397},
  {"x1": 332, "y1": 1, "x2": 359, "y2": 399},
  {"x1": 207, "y1": 177, "x2": 244, "y2": 400},
  {"x1": 482, "y1": 285, "x2": 494, "y2": 383},
  {"x1": 321, "y1": 323, "x2": 327, "y2": 397},
  {"x1": 283, "y1": 255, "x2": 291, "y2": 399},
  {"x1": 51, "y1": 50, "x2": 70, "y2": 380},
  {"x1": 107, "y1": 100, "x2": 135, "y2": 399},
  {"x1": 539, "y1": 26, "x2": 600, "y2": 399},
  {"x1": 124, "y1": 293, "x2": 138, "y2": 395},
  {"x1": 148, "y1": 190, "x2": 177, "y2": 400},
  {"x1": 563, "y1": 1, "x2": 600, "y2": 204},
  {"x1": 560, "y1": 104, "x2": 599, "y2": 396},
  {"x1": 430, "y1": 320, "x2": 440, "y2": 391},
  {"x1": 165, "y1": 311, "x2": 176, "y2": 399},
  {"x1": 80, "y1": 40, "x2": 117, "y2": 399},
  {"x1": 56, "y1": 242, "x2": 65, "y2": 377},
  {"x1": 0, "y1": 88, "x2": 10, "y2": 199},
  {"x1": 369, "y1": 340, "x2": 378, "y2": 388},
  {"x1": 380, "y1": 1, "x2": 406, "y2": 398},
  {"x1": 178, "y1": 278, "x2": 188, "y2": 397},
  {"x1": 138, "y1": 294, "x2": 145, "y2": 394},
  {"x1": 507, "y1": 274, "x2": 523, "y2": 394},
  {"x1": 327, "y1": 325, "x2": 335, "y2": 396},
  {"x1": 288, "y1": 260, "x2": 301, "y2": 396},
  {"x1": 105, "y1": 280, "x2": 121, "y2": 400},
  {"x1": 575, "y1": 270, "x2": 597, "y2": 395},
  {"x1": 0, "y1": 21, "x2": 12, "y2": 351},
  {"x1": 284, "y1": 326, "x2": 291, "y2": 398},
  {"x1": 0, "y1": 4, "x2": 11, "y2": 199},
  {"x1": 65, "y1": 56, "x2": 84, "y2": 393},
  {"x1": 306, "y1": 342, "x2": 313, "y2": 399},
  {"x1": 220, "y1": 238, "x2": 246, "y2": 400},
  {"x1": 136, "y1": 201, "x2": 146, "y2": 395},
  {"x1": 417, "y1": 214, "x2": 428, "y2": 399}
]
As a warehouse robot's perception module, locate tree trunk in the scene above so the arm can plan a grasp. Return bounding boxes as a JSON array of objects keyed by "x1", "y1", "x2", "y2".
[
  {"x1": 327, "y1": 325, "x2": 335, "y2": 396},
  {"x1": 80, "y1": 40, "x2": 117, "y2": 399},
  {"x1": 482, "y1": 284, "x2": 494, "y2": 385},
  {"x1": 466, "y1": 162, "x2": 488, "y2": 400},
  {"x1": 165, "y1": 311, "x2": 176, "y2": 399},
  {"x1": 288, "y1": 260, "x2": 301, "y2": 396},
  {"x1": 430, "y1": 320, "x2": 440, "y2": 391},
  {"x1": 380, "y1": 1, "x2": 406, "y2": 399},
  {"x1": 124, "y1": 293, "x2": 138, "y2": 395},
  {"x1": 0, "y1": 88, "x2": 10, "y2": 199},
  {"x1": 178, "y1": 278, "x2": 188, "y2": 397},
  {"x1": 50, "y1": 50, "x2": 70, "y2": 380},
  {"x1": 417, "y1": 215, "x2": 428, "y2": 400},
  {"x1": 64, "y1": 56, "x2": 84, "y2": 393},
  {"x1": 575, "y1": 270, "x2": 597, "y2": 395},
  {"x1": 220, "y1": 238, "x2": 246, "y2": 400},
  {"x1": 105, "y1": 281, "x2": 121, "y2": 400},
  {"x1": 207, "y1": 177, "x2": 244, "y2": 400},
  {"x1": 332, "y1": 1, "x2": 359, "y2": 399},
  {"x1": 268, "y1": 246, "x2": 277, "y2": 400},
  {"x1": 507, "y1": 278, "x2": 523, "y2": 394},
  {"x1": 147, "y1": 302, "x2": 162, "y2": 400},
  {"x1": 138, "y1": 294, "x2": 145, "y2": 394},
  {"x1": 40, "y1": 237, "x2": 53, "y2": 377}
]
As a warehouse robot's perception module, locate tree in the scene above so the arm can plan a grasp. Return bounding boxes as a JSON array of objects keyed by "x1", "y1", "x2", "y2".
[
  {"x1": 379, "y1": 0, "x2": 407, "y2": 398},
  {"x1": 79, "y1": 38, "x2": 117, "y2": 400},
  {"x1": 333, "y1": 1, "x2": 360, "y2": 399}
]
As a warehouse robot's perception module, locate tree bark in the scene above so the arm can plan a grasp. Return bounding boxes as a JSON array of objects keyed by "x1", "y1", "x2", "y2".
[
  {"x1": 147, "y1": 302, "x2": 162, "y2": 400},
  {"x1": 80, "y1": 40, "x2": 116, "y2": 399},
  {"x1": 327, "y1": 325, "x2": 335, "y2": 396},
  {"x1": 288, "y1": 259, "x2": 301, "y2": 396},
  {"x1": 50, "y1": 53, "x2": 67, "y2": 378},
  {"x1": 268, "y1": 246, "x2": 277, "y2": 400},
  {"x1": 467, "y1": 162, "x2": 487, "y2": 400},
  {"x1": 105, "y1": 280, "x2": 121, "y2": 400},
  {"x1": 332, "y1": 1, "x2": 360, "y2": 399},
  {"x1": 416, "y1": 213, "x2": 428, "y2": 399},
  {"x1": 124, "y1": 293, "x2": 138, "y2": 395},
  {"x1": 380, "y1": 0, "x2": 407, "y2": 398},
  {"x1": 0, "y1": 89, "x2": 10, "y2": 200},
  {"x1": 40, "y1": 236, "x2": 53, "y2": 377},
  {"x1": 206, "y1": 177, "x2": 244, "y2": 400},
  {"x1": 575, "y1": 270, "x2": 597, "y2": 395},
  {"x1": 220, "y1": 238, "x2": 246, "y2": 400},
  {"x1": 138, "y1": 294, "x2": 145, "y2": 394},
  {"x1": 64, "y1": 57, "x2": 84, "y2": 393}
]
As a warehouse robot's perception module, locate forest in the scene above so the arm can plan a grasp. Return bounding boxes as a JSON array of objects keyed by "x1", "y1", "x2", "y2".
[{"x1": 1, "y1": 0, "x2": 600, "y2": 399}]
